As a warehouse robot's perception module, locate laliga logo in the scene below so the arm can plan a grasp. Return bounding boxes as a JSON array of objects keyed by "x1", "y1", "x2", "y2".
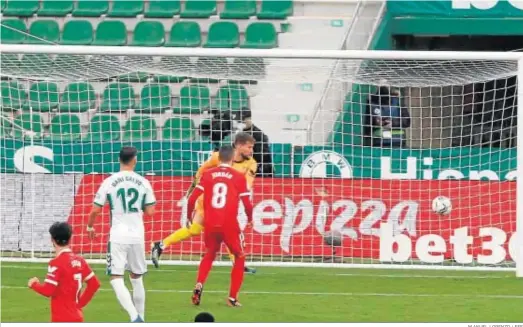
[{"x1": 299, "y1": 150, "x2": 352, "y2": 178}]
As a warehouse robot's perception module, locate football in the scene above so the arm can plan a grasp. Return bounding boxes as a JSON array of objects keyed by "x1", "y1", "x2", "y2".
[
  {"x1": 323, "y1": 230, "x2": 343, "y2": 246},
  {"x1": 432, "y1": 196, "x2": 452, "y2": 215}
]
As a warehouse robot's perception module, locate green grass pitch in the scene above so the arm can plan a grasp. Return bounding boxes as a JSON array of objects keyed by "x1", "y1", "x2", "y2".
[{"x1": 1, "y1": 262, "x2": 522, "y2": 322}]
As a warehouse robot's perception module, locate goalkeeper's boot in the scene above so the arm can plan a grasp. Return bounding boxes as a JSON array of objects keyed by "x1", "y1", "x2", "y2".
[
  {"x1": 192, "y1": 282, "x2": 203, "y2": 306},
  {"x1": 151, "y1": 241, "x2": 163, "y2": 268},
  {"x1": 244, "y1": 266, "x2": 257, "y2": 274},
  {"x1": 132, "y1": 315, "x2": 144, "y2": 323},
  {"x1": 227, "y1": 297, "x2": 242, "y2": 307}
]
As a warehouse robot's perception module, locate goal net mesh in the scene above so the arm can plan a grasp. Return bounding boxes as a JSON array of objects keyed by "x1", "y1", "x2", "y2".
[{"x1": 0, "y1": 50, "x2": 518, "y2": 269}]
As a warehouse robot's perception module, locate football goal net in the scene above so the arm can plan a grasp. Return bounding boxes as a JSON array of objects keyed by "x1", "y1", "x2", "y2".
[{"x1": 0, "y1": 44, "x2": 522, "y2": 275}]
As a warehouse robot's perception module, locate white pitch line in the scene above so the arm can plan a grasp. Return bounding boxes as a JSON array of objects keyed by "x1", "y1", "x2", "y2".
[
  {"x1": 1, "y1": 285, "x2": 521, "y2": 299},
  {"x1": 1, "y1": 264, "x2": 511, "y2": 279},
  {"x1": 334, "y1": 273, "x2": 509, "y2": 279}
]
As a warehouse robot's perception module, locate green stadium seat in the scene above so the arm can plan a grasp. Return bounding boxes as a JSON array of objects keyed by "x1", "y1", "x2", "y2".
[
  {"x1": 257, "y1": 0, "x2": 293, "y2": 19},
  {"x1": 50, "y1": 114, "x2": 82, "y2": 141},
  {"x1": 38, "y1": 0, "x2": 73, "y2": 16},
  {"x1": 100, "y1": 83, "x2": 136, "y2": 112},
  {"x1": 13, "y1": 113, "x2": 43, "y2": 139},
  {"x1": 1, "y1": 19, "x2": 27, "y2": 44},
  {"x1": 144, "y1": 0, "x2": 180, "y2": 18},
  {"x1": 220, "y1": 133, "x2": 233, "y2": 146},
  {"x1": 174, "y1": 85, "x2": 210, "y2": 114},
  {"x1": 26, "y1": 20, "x2": 60, "y2": 44},
  {"x1": 72, "y1": 0, "x2": 108, "y2": 17},
  {"x1": 152, "y1": 75, "x2": 187, "y2": 84},
  {"x1": 92, "y1": 20, "x2": 127, "y2": 46},
  {"x1": 190, "y1": 57, "x2": 227, "y2": 83},
  {"x1": 86, "y1": 114, "x2": 121, "y2": 141},
  {"x1": 1, "y1": 81, "x2": 26, "y2": 111},
  {"x1": 138, "y1": 83, "x2": 171, "y2": 113},
  {"x1": 180, "y1": 0, "x2": 216, "y2": 18},
  {"x1": 2, "y1": 0, "x2": 39, "y2": 17},
  {"x1": 165, "y1": 21, "x2": 201, "y2": 47},
  {"x1": 108, "y1": 0, "x2": 144, "y2": 17},
  {"x1": 241, "y1": 22, "x2": 277, "y2": 49},
  {"x1": 58, "y1": 82, "x2": 96, "y2": 113},
  {"x1": 0, "y1": 0, "x2": 6, "y2": 12},
  {"x1": 163, "y1": 117, "x2": 195, "y2": 140},
  {"x1": 131, "y1": 21, "x2": 164, "y2": 47},
  {"x1": 220, "y1": 0, "x2": 256, "y2": 19},
  {"x1": 117, "y1": 72, "x2": 150, "y2": 83},
  {"x1": 215, "y1": 85, "x2": 249, "y2": 111},
  {"x1": 23, "y1": 81, "x2": 59, "y2": 112},
  {"x1": 61, "y1": 20, "x2": 93, "y2": 45},
  {"x1": 204, "y1": 21, "x2": 239, "y2": 48},
  {"x1": 123, "y1": 115, "x2": 157, "y2": 141}
]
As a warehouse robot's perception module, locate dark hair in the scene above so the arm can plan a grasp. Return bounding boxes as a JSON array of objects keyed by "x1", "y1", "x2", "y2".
[
  {"x1": 234, "y1": 132, "x2": 255, "y2": 145},
  {"x1": 218, "y1": 145, "x2": 234, "y2": 163},
  {"x1": 194, "y1": 312, "x2": 215, "y2": 322},
  {"x1": 49, "y1": 222, "x2": 72, "y2": 246},
  {"x1": 119, "y1": 146, "x2": 137, "y2": 165},
  {"x1": 240, "y1": 108, "x2": 252, "y2": 121}
]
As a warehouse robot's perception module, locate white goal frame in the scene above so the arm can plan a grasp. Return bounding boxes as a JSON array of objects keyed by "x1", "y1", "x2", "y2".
[{"x1": 0, "y1": 44, "x2": 522, "y2": 276}]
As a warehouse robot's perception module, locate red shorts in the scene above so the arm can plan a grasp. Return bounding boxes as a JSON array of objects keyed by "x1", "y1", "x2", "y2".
[{"x1": 204, "y1": 229, "x2": 244, "y2": 258}]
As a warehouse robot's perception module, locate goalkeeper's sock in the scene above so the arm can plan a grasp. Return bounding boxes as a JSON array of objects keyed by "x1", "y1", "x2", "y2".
[
  {"x1": 130, "y1": 277, "x2": 145, "y2": 321},
  {"x1": 162, "y1": 227, "x2": 191, "y2": 247},
  {"x1": 189, "y1": 222, "x2": 203, "y2": 236},
  {"x1": 197, "y1": 251, "x2": 217, "y2": 285},
  {"x1": 229, "y1": 255, "x2": 245, "y2": 300},
  {"x1": 110, "y1": 278, "x2": 139, "y2": 322}
]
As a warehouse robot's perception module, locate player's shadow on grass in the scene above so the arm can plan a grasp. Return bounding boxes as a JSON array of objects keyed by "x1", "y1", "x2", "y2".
[{"x1": 195, "y1": 312, "x2": 215, "y2": 322}]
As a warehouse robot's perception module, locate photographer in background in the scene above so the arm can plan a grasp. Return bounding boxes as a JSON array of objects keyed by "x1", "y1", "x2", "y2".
[
  {"x1": 199, "y1": 110, "x2": 234, "y2": 150},
  {"x1": 363, "y1": 85, "x2": 411, "y2": 148},
  {"x1": 240, "y1": 109, "x2": 273, "y2": 177}
]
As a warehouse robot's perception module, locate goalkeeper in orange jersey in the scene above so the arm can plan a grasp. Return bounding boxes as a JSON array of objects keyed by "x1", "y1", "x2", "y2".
[{"x1": 151, "y1": 132, "x2": 258, "y2": 274}]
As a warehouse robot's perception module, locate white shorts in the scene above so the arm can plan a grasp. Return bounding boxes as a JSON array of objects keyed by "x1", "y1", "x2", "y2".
[{"x1": 107, "y1": 242, "x2": 147, "y2": 276}]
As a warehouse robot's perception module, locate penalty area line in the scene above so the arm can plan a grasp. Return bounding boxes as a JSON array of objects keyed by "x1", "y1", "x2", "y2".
[{"x1": 1, "y1": 285, "x2": 521, "y2": 299}]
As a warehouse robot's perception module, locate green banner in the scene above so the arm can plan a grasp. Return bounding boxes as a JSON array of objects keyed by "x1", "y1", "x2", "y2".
[
  {"x1": 0, "y1": 140, "x2": 515, "y2": 181},
  {"x1": 294, "y1": 146, "x2": 516, "y2": 181},
  {"x1": 0, "y1": 139, "x2": 293, "y2": 176},
  {"x1": 387, "y1": 0, "x2": 523, "y2": 17}
]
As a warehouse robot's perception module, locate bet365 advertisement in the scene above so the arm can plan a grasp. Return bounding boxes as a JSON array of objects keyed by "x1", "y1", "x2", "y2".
[{"x1": 68, "y1": 174, "x2": 516, "y2": 265}]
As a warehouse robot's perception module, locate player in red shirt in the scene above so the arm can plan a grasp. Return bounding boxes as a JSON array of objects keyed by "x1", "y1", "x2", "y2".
[
  {"x1": 186, "y1": 145, "x2": 254, "y2": 307},
  {"x1": 28, "y1": 222, "x2": 101, "y2": 322}
]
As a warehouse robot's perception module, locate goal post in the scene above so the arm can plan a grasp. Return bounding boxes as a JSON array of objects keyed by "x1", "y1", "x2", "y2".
[{"x1": 0, "y1": 44, "x2": 522, "y2": 275}]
